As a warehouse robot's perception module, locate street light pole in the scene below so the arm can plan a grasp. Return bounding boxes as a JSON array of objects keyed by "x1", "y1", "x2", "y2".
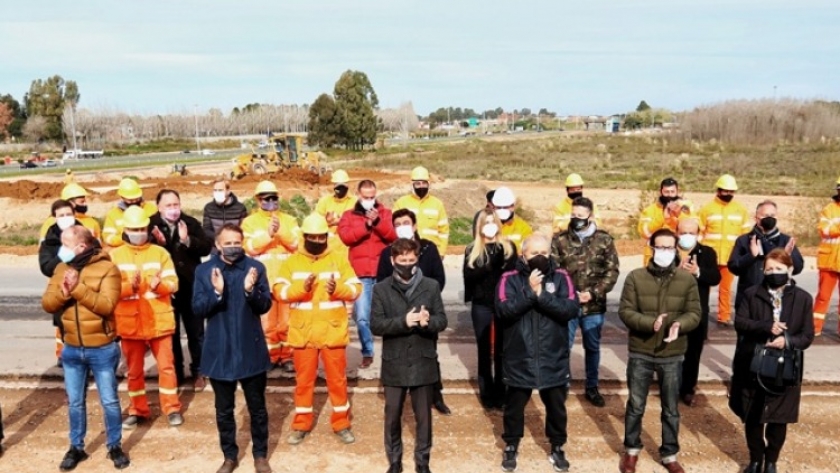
[
  {"x1": 194, "y1": 105, "x2": 200, "y2": 153},
  {"x1": 69, "y1": 101, "x2": 78, "y2": 152}
]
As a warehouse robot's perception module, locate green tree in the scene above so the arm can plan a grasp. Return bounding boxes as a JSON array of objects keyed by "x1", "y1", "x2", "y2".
[
  {"x1": 333, "y1": 70, "x2": 379, "y2": 150},
  {"x1": 307, "y1": 93, "x2": 340, "y2": 148},
  {"x1": 23, "y1": 75, "x2": 79, "y2": 141},
  {"x1": 636, "y1": 100, "x2": 651, "y2": 112}
]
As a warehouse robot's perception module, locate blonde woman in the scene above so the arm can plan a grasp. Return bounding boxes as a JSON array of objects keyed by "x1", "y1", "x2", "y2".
[{"x1": 463, "y1": 209, "x2": 517, "y2": 409}]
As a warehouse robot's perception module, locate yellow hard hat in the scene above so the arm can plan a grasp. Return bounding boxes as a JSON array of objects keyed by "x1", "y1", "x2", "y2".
[
  {"x1": 564, "y1": 173, "x2": 584, "y2": 187},
  {"x1": 254, "y1": 180, "x2": 278, "y2": 195},
  {"x1": 835, "y1": 175, "x2": 840, "y2": 186},
  {"x1": 300, "y1": 213, "x2": 329, "y2": 235},
  {"x1": 331, "y1": 169, "x2": 350, "y2": 184},
  {"x1": 122, "y1": 205, "x2": 150, "y2": 228},
  {"x1": 410, "y1": 166, "x2": 430, "y2": 181},
  {"x1": 61, "y1": 183, "x2": 88, "y2": 200},
  {"x1": 117, "y1": 178, "x2": 143, "y2": 200},
  {"x1": 715, "y1": 174, "x2": 738, "y2": 191},
  {"x1": 65, "y1": 169, "x2": 72, "y2": 174}
]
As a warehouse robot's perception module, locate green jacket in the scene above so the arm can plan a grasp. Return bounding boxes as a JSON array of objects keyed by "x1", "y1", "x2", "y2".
[
  {"x1": 551, "y1": 228, "x2": 619, "y2": 315},
  {"x1": 618, "y1": 262, "x2": 701, "y2": 358}
]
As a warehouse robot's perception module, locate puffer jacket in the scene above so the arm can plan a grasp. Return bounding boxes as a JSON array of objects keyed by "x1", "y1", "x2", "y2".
[
  {"x1": 338, "y1": 201, "x2": 397, "y2": 277},
  {"x1": 202, "y1": 193, "x2": 248, "y2": 240},
  {"x1": 273, "y1": 246, "x2": 361, "y2": 348},
  {"x1": 110, "y1": 242, "x2": 179, "y2": 340},
  {"x1": 551, "y1": 228, "x2": 620, "y2": 315},
  {"x1": 619, "y1": 261, "x2": 701, "y2": 358},
  {"x1": 42, "y1": 251, "x2": 121, "y2": 348},
  {"x1": 495, "y1": 257, "x2": 580, "y2": 389}
]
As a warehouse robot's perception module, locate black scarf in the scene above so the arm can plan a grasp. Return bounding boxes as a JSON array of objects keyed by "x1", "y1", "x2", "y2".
[
  {"x1": 395, "y1": 268, "x2": 424, "y2": 299},
  {"x1": 68, "y1": 246, "x2": 99, "y2": 271},
  {"x1": 754, "y1": 226, "x2": 781, "y2": 254}
]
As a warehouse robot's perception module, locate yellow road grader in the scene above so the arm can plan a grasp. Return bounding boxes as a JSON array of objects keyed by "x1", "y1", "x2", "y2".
[{"x1": 230, "y1": 133, "x2": 330, "y2": 180}]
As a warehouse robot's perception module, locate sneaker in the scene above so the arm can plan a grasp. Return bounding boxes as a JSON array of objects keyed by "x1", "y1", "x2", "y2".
[
  {"x1": 548, "y1": 446, "x2": 570, "y2": 472},
  {"x1": 336, "y1": 428, "x2": 356, "y2": 444},
  {"x1": 501, "y1": 444, "x2": 518, "y2": 472},
  {"x1": 59, "y1": 446, "x2": 88, "y2": 471},
  {"x1": 584, "y1": 387, "x2": 606, "y2": 407},
  {"x1": 168, "y1": 412, "x2": 184, "y2": 427},
  {"x1": 287, "y1": 430, "x2": 308, "y2": 445},
  {"x1": 107, "y1": 445, "x2": 130, "y2": 469},
  {"x1": 121, "y1": 415, "x2": 143, "y2": 430},
  {"x1": 360, "y1": 356, "x2": 374, "y2": 369}
]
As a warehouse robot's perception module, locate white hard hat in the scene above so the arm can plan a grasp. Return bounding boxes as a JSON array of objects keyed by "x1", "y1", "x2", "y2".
[{"x1": 492, "y1": 187, "x2": 516, "y2": 207}]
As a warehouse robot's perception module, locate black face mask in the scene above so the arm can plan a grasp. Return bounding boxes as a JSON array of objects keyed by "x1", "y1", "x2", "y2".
[
  {"x1": 833, "y1": 193, "x2": 840, "y2": 203},
  {"x1": 759, "y1": 216, "x2": 777, "y2": 232},
  {"x1": 764, "y1": 272, "x2": 789, "y2": 289},
  {"x1": 527, "y1": 254, "x2": 551, "y2": 275},
  {"x1": 659, "y1": 195, "x2": 677, "y2": 206},
  {"x1": 221, "y1": 246, "x2": 245, "y2": 263},
  {"x1": 334, "y1": 185, "x2": 349, "y2": 199},
  {"x1": 74, "y1": 204, "x2": 88, "y2": 214},
  {"x1": 718, "y1": 193, "x2": 734, "y2": 203},
  {"x1": 567, "y1": 191, "x2": 583, "y2": 200},
  {"x1": 414, "y1": 187, "x2": 429, "y2": 199},
  {"x1": 304, "y1": 240, "x2": 327, "y2": 256},
  {"x1": 393, "y1": 262, "x2": 416, "y2": 280},
  {"x1": 570, "y1": 217, "x2": 589, "y2": 231}
]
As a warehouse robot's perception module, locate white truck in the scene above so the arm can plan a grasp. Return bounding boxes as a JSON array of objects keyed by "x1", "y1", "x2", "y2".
[{"x1": 62, "y1": 149, "x2": 104, "y2": 161}]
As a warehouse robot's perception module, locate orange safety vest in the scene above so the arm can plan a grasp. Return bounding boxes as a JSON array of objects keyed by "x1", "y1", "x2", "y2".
[{"x1": 817, "y1": 200, "x2": 840, "y2": 271}]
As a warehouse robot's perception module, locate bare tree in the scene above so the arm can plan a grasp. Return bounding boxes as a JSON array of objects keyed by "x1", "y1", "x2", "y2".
[{"x1": 23, "y1": 115, "x2": 48, "y2": 142}]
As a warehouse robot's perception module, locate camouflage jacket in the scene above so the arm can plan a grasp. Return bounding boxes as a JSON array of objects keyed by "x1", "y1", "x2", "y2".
[{"x1": 551, "y1": 228, "x2": 620, "y2": 316}]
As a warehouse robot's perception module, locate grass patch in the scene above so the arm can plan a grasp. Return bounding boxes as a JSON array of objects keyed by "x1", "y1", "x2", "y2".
[
  {"x1": 106, "y1": 139, "x2": 242, "y2": 157},
  {"x1": 449, "y1": 217, "x2": 474, "y2": 246},
  {"x1": 0, "y1": 224, "x2": 41, "y2": 246}
]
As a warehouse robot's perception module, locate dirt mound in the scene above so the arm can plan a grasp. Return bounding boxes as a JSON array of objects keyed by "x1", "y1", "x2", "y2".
[{"x1": 0, "y1": 180, "x2": 67, "y2": 200}]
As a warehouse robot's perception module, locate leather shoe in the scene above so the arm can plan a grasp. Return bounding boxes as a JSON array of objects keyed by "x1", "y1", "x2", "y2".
[
  {"x1": 107, "y1": 446, "x2": 130, "y2": 470},
  {"x1": 619, "y1": 453, "x2": 637, "y2": 473},
  {"x1": 216, "y1": 458, "x2": 238, "y2": 473},
  {"x1": 415, "y1": 466, "x2": 431, "y2": 473},
  {"x1": 254, "y1": 457, "x2": 272, "y2": 473},
  {"x1": 681, "y1": 393, "x2": 695, "y2": 407},
  {"x1": 661, "y1": 460, "x2": 685, "y2": 473},
  {"x1": 433, "y1": 400, "x2": 452, "y2": 416},
  {"x1": 742, "y1": 461, "x2": 761, "y2": 473},
  {"x1": 386, "y1": 462, "x2": 403, "y2": 473},
  {"x1": 59, "y1": 447, "x2": 88, "y2": 471},
  {"x1": 763, "y1": 463, "x2": 776, "y2": 473}
]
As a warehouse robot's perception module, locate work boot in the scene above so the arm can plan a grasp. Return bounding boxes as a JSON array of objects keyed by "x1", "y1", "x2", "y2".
[
  {"x1": 59, "y1": 447, "x2": 88, "y2": 471},
  {"x1": 619, "y1": 453, "x2": 638, "y2": 473},
  {"x1": 107, "y1": 445, "x2": 130, "y2": 470},
  {"x1": 763, "y1": 463, "x2": 777, "y2": 473},
  {"x1": 743, "y1": 461, "x2": 762, "y2": 473},
  {"x1": 168, "y1": 412, "x2": 185, "y2": 427},
  {"x1": 415, "y1": 466, "x2": 431, "y2": 473},
  {"x1": 548, "y1": 445, "x2": 570, "y2": 472},
  {"x1": 584, "y1": 387, "x2": 606, "y2": 407},
  {"x1": 287, "y1": 430, "x2": 308, "y2": 445},
  {"x1": 501, "y1": 444, "x2": 518, "y2": 472},
  {"x1": 254, "y1": 457, "x2": 273, "y2": 473},
  {"x1": 121, "y1": 415, "x2": 143, "y2": 430},
  {"x1": 336, "y1": 428, "x2": 356, "y2": 444},
  {"x1": 215, "y1": 459, "x2": 238, "y2": 473},
  {"x1": 386, "y1": 462, "x2": 403, "y2": 473}
]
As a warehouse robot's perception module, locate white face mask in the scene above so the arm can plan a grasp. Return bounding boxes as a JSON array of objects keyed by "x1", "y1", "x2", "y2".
[
  {"x1": 56, "y1": 216, "x2": 76, "y2": 231},
  {"x1": 653, "y1": 249, "x2": 676, "y2": 267},
  {"x1": 360, "y1": 199, "x2": 376, "y2": 211},
  {"x1": 482, "y1": 223, "x2": 499, "y2": 238},
  {"x1": 213, "y1": 191, "x2": 227, "y2": 204},
  {"x1": 678, "y1": 234, "x2": 697, "y2": 251},
  {"x1": 395, "y1": 225, "x2": 414, "y2": 240},
  {"x1": 495, "y1": 209, "x2": 512, "y2": 221}
]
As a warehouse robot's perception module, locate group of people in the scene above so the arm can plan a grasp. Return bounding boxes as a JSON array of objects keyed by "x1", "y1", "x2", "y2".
[{"x1": 3, "y1": 166, "x2": 832, "y2": 473}]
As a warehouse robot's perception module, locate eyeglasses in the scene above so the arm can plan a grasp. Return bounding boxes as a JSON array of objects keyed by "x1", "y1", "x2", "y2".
[
  {"x1": 260, "y1": 195, "x2": 279, "y2": 202},
  {"x1": 652, "y1": 246, "x2": 676, "y2": 251}
]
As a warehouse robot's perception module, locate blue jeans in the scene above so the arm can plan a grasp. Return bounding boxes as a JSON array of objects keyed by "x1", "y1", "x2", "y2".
[
  {"x1": 62, "y1": 342, "x2": 122, "y2": 450},
  {"x1": 568, "y1": 313, "x2": 604, "y2": 389},
  {"x1": 353, "y1": 277, "x2": 376, "y2": 357},
  {"x1": 624, "y1": 356, "x2": 682, "y2": 459}
]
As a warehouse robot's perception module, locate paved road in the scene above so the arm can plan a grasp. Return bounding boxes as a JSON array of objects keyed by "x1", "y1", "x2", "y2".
[{"x1": 2, "y1": 256, "x2": 838, "y2": 385}]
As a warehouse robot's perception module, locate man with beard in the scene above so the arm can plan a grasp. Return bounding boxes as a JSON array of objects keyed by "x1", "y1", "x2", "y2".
[
  {"x1": 393, "y1": 166, "x2": 450, "y2": 255},
  {"x1": 553, "y1": 173, "x2": 601, "y2": 233},
  {"x1": 638, "y1": 178, "x2": 694, "y2": 265}
]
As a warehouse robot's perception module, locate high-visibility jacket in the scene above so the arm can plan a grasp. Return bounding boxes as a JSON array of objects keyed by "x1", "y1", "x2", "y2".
[
  {"x1": 40, "y1": 213, "x2": 101, "y2": 241},
  {"x1": 817, "y1": 200, "x2": 840, "y2": 271},
  {"x1": 638, "y1": 200, "x2": 694, "y2": 263},
  {"x1": 315, "y1": 194, "x2": 357, "y2": 251},
  {"x1": 553, "y1": 197, "x2": 601, "y2": 233},
  {"x1": 500, "y1": 216, "x2": 533, "y2": 252},
  {"x1": 102, "y1": 202, "x2": 158, "y2": 248},
  {"x1": 273, "y1": 247, "x2": 361, "y2": 349},
  {"x1": 242, "y1": 209, "x2": 300, "y2": 267},
  {"x1": 110, "y1": 242, "x2": 179, "y2": 340},
  {"x1": 393, "y1": 193, "x2": 450, "y2": 255},
  {"x1": 698, "y1": 197, "x2": 751, "y2": 265}
]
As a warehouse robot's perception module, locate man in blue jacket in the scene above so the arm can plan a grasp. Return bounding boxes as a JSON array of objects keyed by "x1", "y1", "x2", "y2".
[
  {"x1": 495, "y1": 233, "x2": 580, "y2": 473},
  {"x1": 193, "y1": 223, "x2": 274, "y2": 473}
]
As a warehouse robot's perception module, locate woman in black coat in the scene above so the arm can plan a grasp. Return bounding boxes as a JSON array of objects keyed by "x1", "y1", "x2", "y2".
[{"x1": 729, "y1": 248, "x2": 814, "y2": 473}]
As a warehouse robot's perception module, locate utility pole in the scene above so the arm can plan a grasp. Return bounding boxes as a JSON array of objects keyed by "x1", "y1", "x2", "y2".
[
  {"x1": 68, "y1": 101, "x2": 78, "y2": 152},
  {"x1": 193, "y1": 105, "x2": 200, "y2": 153}
]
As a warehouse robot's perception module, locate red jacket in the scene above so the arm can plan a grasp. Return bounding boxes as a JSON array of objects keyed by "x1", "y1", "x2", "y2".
[{"x1": 338, "y1": 201, "x2": 396, "y2": 277}]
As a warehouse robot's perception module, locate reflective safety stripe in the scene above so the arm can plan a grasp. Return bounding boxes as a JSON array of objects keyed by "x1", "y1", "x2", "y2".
[
  {"x1": 726, "y1": 215, "x2": 743, "y2": 221},
  {"x1": 142, "y1": 291, "x2": 159, "y2": 300},
  {"x1": 266, "y1": 342, "x2": 282, "y2": 349},
  {"x1": 122, "y1": 294, "x2": 140, "y2": 301},
  {"x1": 292, "y1": 272, "x2": 310, "y2": 280},
  {"x1": 128, "y1": 389, "x2": 146, "y2": 397},
  {"x1": 318, "y1": 271, "x2": 339, "y2": 280},
  {"x1": 332, "y1": 401, "x2": 351, "y2": 413},
  {"x1": 346, "y1": 277, "x2": 361, "y2": 285},
  {"x1": 814, "y1": 312, "x2": 827, "y2": 320},
  {"x1": 705, "y1": 215, "x2": 723, "y2": 221},
  {"x1": 438, "y1": 218, "x2": 449, "y2": 225},
  {"x1": 320, "y1": 301, "x2": 344, "y2": 310},
  {"x1": 422, "y1": 209, "x2": 439, "y2": 216},
  {"x1": 703, "y1": 233, "x2": 723, "y2": 240},
  {"x1": 726, "y1": 235, "x2": 738, "y2": 241},
  {"x1": 439, "y1": 233, "x2": 449, "y2": 239},
  {"x1": 821, "y1": 238, "x2": 840, "y2": 244},
  {"x1": 345, "y1": 283, "x2": 357, "y2": 298},
  {"x1": 160, "y1": 269, "x2": 177, "y2": 278},
  {"x1": 507, "y1": 234, "x2": 522, "y2": 241},
  {"x1": 420, "y1": 229, "x2": 439, "y2": 236},
  {"x1": 159, "y1": 387, "x2": 178, "y2": 395},
  {"x1": 295, "y1": 406, "x2": 314, "y2": 414},
  {"x1": 291, "y1": 302, "x2": 314, "y2": 310},
  {"x1": 142, "y1": 262, "x2": 161, "y2": 271},
  {"x1": 118, "y1": 264, "x2": 138, "y2": 271},
  {"x1": 102, "y1": 228, "x2": 118, "y2": 234}
]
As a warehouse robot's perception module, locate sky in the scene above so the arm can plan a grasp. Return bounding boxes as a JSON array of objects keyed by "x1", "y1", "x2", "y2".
[{"x1": 1, "y1": 0, "x2": 838, "y2": 116}]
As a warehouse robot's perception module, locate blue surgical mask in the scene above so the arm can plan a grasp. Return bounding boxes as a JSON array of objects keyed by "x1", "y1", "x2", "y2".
[
  {"x1": 260, "y1": 201, "x2": 279, "y2": 212},
  {"x1": 57, "y1": 245, "x2": 76, "y2": 263}
]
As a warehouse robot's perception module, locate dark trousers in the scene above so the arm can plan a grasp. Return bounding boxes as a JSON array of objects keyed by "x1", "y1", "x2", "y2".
[
  {"x1": 503, "y1": 385, "x2": 568, "y2": 448},
  {"x1": 384, "y1": 384, "x2": 434, "y2": 467},
  {"x1": 746, "y1": 422, "x2": 787, "y2": 463},
  {"x1": 0, "y1": 402, "x2": 4, "y2": 441},
  {"x1": 625, "y1": 357, "x2": 682, "y2": 458},
  {"x1": 210, "y1": 373, "x2": 268, "y2": 461},
  {"x1": 172, "y1": 294, "x2": 204, "y2": 382},
  {"x1": 681, "y1": 311, "x2": 709, "y2": 396},
  {"x1": 471, "y1": 303, "x2": 505, "y2": 405}
]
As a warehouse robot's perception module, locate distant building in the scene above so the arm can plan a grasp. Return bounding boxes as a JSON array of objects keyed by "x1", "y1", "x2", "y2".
[{"x1": 606, "y1": 116, "x2": 622, "y2": 133}]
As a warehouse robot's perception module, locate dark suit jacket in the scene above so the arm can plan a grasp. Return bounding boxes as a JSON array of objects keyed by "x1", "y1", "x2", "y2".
[
  {"x1": 727, "y1": 230, "x2": 803, "y2": 310},
  {"x1": 684, "y1": 243, "x2": 722, "y2": 318}
]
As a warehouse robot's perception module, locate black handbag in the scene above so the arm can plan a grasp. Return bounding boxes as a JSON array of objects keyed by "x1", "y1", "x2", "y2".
[{"x1": 749, "y1": 331, "x2": 802, "y2": 393}]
